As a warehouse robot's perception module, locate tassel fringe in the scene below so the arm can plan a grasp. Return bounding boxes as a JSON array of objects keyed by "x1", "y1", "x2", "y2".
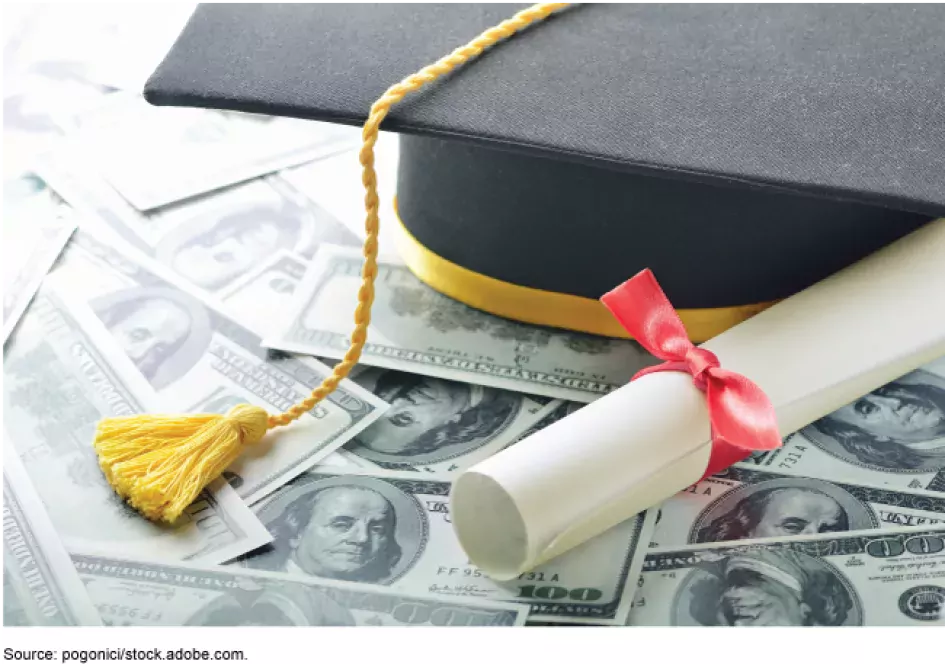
[{"x1": 93, "y1": 405, "x2": 269, "y2": 523}]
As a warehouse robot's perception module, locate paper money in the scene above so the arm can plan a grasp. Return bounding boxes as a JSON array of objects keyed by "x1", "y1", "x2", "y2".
[
  {"x1": 78, "y1": 5, "x2": 192, "y2": 92},
  {"x1": 3, "y1": 4, "x2": 192, "y2": 95},
  {"x1": 279, "y1": 137, "x2": 404, "y2": 260},
  {"x1": 652, "y1": 464, "x2": 945, "y2": 549},
  {"x1": 235, "y1": 469, "x2": 655, "y2": 624},
  {"x1": 511, "y1": 400, "x2": 585, "y2": 444},
  {"x1": 37, "y1": 160, "x2": 360, "y2": 336},
  {"x1": 2, "y1": 174, "x2": 77, "y2": 341},
  {"x1": 265, "y1": 244, "x2": 657, "y2": 402},
  {"x1": 334, "y1": 366, "x2": 561, "y2": 474},
  {"x1": 629, "y1": 526, "x2": 945, "y2": 626},
  {"x1": 4, "y1": 442, "x2": 102, "y2": 626},
  {"x1": 72, "y1": 553, "x2": 528, "y2": 627},
  {"x1": 215, "y1": 252, "x2": 316, "y2": 337},
  {"x1": 49, "y1": 228, "x2": 388, "y2": 505},
  {"x1": 746, "y1": 357, "x2": 945, "y2": 493},
  {"x1": 66, "y1": 92, "x2": 359, "y2": 210},
  {"x1": 3, "y1": 288, "x2": 271, "y2": 564},
  {"x1": 3, "y1": 57, "x2": 114, "y2": 178}
]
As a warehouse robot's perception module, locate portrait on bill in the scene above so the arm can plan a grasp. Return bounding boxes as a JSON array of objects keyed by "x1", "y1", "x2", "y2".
[
  {"x1": 4, "y1": 60, "x2": 113, "y2": 138},
  {"x1": 692, "y1": 477, "x2": 877, "y2": 543},
  {"x1": 154, "y1": 179, "x2": 357, "y2": 293},
  {"x1": 673, "y1": 548, "x2": 861, "y2": 626},
  {"x1": 183, "y1": 585, "x2": 355, "y2": 627},
  {"x1": 801, "y1": 369, "x2": 945, "y2": 473},
  {"x1": 347, "y1": 368, "x2": 521, "y2": 465},
  {"x1": 242, "y1": 474, "x2": 427, "y2": 584},
  {"x1": 91, "y1": 286, "x2": 212, "y2": 390}
]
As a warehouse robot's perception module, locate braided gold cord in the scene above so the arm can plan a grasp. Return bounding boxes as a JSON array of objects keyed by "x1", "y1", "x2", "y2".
[{"x1": 267, "y1": 3, "x2": 570, "y2": 429}]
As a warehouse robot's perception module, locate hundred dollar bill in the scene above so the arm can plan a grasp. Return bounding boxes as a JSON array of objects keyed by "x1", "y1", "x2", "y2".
[
  {"x1": 65, "y1": 92, "x2": 359, "y2": 210},
  {"x1": 2, "y1": 174, "x2": 77, "y2": 341},
  {"x1": 652, "y1": 464, "x2": 945, "y2": 549},
  {"x1": 3, "y1": 4, "x2": 192, "y2": 95},
  {"x1": 279, "y1": 136, "x2": 404, "y2": 260},
  {"x1": 511, "y1": 401, "x2": 585, "y2": 444},
  {"x1": 49, "y1": 229, "x2": 388, "y2": 505},
  {"x1": 265, "y1": 244, "x2": 658, "y2": 402},
  {"x1": 3, "y1": 288, "x2": 271, "y2": 564},
  {"x1": 72, "y1": 553, "x2": 528, "y2": 627},
  {"x1": 4, "y1": 442, "x2": 102, "y2": 626},
  {"x1": 745, "y1": 358, "x2": 945, "y2": 493},
  {"x1": 37, "y1": 158, "x2": 359, "y2": 336},
  {"x1": 234, "y1": 469, "x2": 656, "y2": 625},
  {"x1": 629, "y1": 525, "x2": 945, "y2": 626},
  {"x1": 214, "y1": 251, "x2": 317, "y2": 337},
  {"x1": 334, "y1": 366, "x2": 561, "y2": 474}
]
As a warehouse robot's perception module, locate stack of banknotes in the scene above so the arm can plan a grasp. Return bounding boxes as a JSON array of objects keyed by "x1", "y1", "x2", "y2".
[{"x1": 4, "y1": 6, "x2": 944, "y2": 628}]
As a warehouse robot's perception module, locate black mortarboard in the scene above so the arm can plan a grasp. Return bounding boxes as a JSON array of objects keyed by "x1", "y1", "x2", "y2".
[{"x1": 144, "y1": 3, "x2": 945, "y2": 342}]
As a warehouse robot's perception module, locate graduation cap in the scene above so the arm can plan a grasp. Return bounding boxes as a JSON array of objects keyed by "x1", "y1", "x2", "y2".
[
  {"x1": 93, "y1": 3, "x2": 945, "y2": 524},
  {"x1": 142, "y1": 2, "x2": 944, "y2": 341}
]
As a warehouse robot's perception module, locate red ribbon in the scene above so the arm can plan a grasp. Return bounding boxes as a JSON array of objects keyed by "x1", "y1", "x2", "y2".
[{"x1": 601, "y1": 269, "x2": 781, "y2": 480}]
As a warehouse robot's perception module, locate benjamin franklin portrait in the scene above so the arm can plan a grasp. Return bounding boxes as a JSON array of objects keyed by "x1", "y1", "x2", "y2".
[
  {"x1": 184, "y1": 585, "x2": 355, "y2": 627},
  {"x1": 693, "y1": 478, "x2": 877, "y2": 543},
  {"x1": 348, "y1": 368, "x2": 521, "y2": 464},
  {"x1": 154, "y1": 180, "x2": 357, "y2": 292},
  {"x1": 242, "y1": 475, "x2": 427, "y2": 584},
  {"x1": 801, "y1": 369, "x2": 945, "y2": 472},
  {"x1": 675, "y1": 548, "x2": 860, "y2": 626},
  {"x1": 91, "y1": 286, "x2": 212, "y2": 390}
]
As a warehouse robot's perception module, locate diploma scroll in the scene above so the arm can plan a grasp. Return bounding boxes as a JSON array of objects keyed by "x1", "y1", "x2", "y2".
[{"x1": 451, "y1": 217, "x2": 945, "y2": 580}]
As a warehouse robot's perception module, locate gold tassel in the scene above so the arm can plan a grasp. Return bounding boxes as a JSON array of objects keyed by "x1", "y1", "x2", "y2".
[
  {"x1": 93, "y1": 405, "x2": 268, "y2": 523},
  {"x1": 87, "y1": 3, "x2": 567, "y2": 524}
]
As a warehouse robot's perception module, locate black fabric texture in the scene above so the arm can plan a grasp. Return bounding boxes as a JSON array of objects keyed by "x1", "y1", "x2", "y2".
[
  {"x1": 146, "y1": 3, "x2": 945, "y2": 215},
  {"x1": 398, "y1": 135, "x2": 933, "y2": 309}
]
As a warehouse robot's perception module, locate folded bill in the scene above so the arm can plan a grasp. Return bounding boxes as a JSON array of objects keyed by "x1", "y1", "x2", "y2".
[
  {"x1": 264, "y1": 244, "x2": 658, "y2": 402},
  {"x1": 4, "y1": 443, "x2": 102, "y2": 626},
  {"x1": 3, "y1": 174, "x2": 77, "y2": 342},
  {"x1": 630, "y1": 525, "x2": 945, "y2": 626},
  {"x1": 63, "y1": 92, "x2": 359, "y2": 211},
  {"x1": 335, "y1": 366, "x2": 561, "y2": 475},
  {"x1": 4, "y1": 288, "x2": 271, "y2": 564},
  {"x1": 746, "y1": 358, "x2": 945, "y2": 493},
  {"x1": 72, "y1": 553, "x2": 529, "y2": 627},
  {"x1": 49, "y1": 228, "x2": 388, "y2": 506},
  {"x1": 233, "y1": 468, "x2": 655, "y2": 625},
  {"x1": 652, "y1": 463, "x2": 945, "y2": 549}
]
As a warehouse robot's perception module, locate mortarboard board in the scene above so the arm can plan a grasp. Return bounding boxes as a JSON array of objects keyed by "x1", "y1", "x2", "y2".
[{"x1": 143, "y1": 3, "x2": 945, "y2": 342}]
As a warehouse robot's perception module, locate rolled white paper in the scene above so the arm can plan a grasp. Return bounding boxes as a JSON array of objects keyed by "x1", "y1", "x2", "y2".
[{"x1": 451, "y1": 216, "x2": 945, "y2": 580}]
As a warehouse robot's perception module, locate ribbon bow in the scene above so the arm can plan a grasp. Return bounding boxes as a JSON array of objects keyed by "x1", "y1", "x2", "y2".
[{"x1": 601, "y1": 269, "x2": 781, "y2": 479}]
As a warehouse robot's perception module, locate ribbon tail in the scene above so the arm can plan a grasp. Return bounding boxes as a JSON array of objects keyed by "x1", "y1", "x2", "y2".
[
  {"x1": 700, "y1": 369, "x2": 782, "y2": 478},
  {"x1": 700, "y1": 434, "x2": 758, "y2": 480},
  {"x1": 600, "y1": 269, "x2": 693, "y2": 360}
]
